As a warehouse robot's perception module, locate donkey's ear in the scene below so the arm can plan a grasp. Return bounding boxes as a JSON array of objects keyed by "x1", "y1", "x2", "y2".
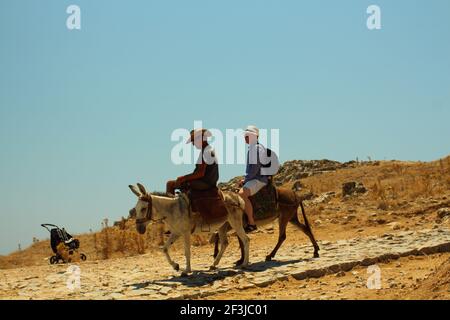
[
  {"x1": 137, "y1": 183, "x2": 147, "y2": 195},
  {"x1": 129, "y1": 185, "x2": 141, "y2": 197}
]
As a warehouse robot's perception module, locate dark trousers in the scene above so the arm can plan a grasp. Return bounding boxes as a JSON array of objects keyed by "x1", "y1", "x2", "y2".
[{"x1": 166, "y1": 179, "x2": 213, "y2": 195}]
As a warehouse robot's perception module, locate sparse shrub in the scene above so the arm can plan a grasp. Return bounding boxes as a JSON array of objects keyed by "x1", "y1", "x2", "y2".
[
  {"x1": 372, "y1": 178, "x2": 386, "y2": 201},
  {"x1": 93, "y1": 232, "x2": 99, "y2": 259},
  {"x1": 377, "y1": 201, "x2": 389, "y2": 211},
  {"x1": 393, "y1": 163, "x2": 404, "y2": 175},
  {"x1": 100, "y1": 227, "x2": 112, "y2": 259},
  {"x1": 115, "y1": 229, "x2": 128, "y2": 253},
  {"x1": 133, "y1": 233, "x2": 146, "y2": 254}
]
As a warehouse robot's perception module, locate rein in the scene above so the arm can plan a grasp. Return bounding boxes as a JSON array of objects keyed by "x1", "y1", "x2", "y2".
[
  {"x1": 135, "y1": 194, "x2": 154, "y2": 224},
  {"x1": 135, "y1": 193, "x2": 191, "y2": 224}
]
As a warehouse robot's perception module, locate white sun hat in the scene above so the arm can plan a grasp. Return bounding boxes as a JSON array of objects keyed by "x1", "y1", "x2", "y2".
[
  {"x1": 244, "y1": 125, "x2": 259, "y2": 137},
  {"x1": 186, "y1": 128, "x2": 212, "y2": 144}
]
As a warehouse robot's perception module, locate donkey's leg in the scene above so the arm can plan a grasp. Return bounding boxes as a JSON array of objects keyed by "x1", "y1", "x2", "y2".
[
  {"x1": 228, "y1": 214, "x2": 250, "y2": 268},
  {"x1": 163, "y1": 233, "x2": 180, "y2": 271},
  {"x1": 291, "y1": 203, "x2": 320, "y2": 258},
  {"x1": 211, "y1": 222, "x2": 232, "y2": 259},
  {"x1": 210, "y1": 223, "x2": 230, "y2": 270},
  {"x1": 212, "y1": 233, "x2": 220, "y2": 259},
  {"x1": 293, "y1": 222, "x2": 320, "y2": 258},
  {"x1": 181, "y1": 233, "x2": 192, "y2": 276},
  {"x1": 233, "y1": 227, "x2": 250, "y2": 267},
  {"x1": 266, "y1": 213, "x2": 290, "y2": 261},
  {"x1": 235, "y1": 237, "x2": 245, "y2": 267},
  {"x1": 224, "y1": 199, "x2": 249, "y2": 268},
  {"x1": 302, "y1": 206, "x2": 320, "y2": 258}
]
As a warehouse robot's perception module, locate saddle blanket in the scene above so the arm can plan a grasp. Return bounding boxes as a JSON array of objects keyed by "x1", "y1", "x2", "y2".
[
  {"x1": 249, "y1": 183, "x2": 278, "y2": 220},
  {"x1": 189, "y1": 187, "x2": 229, "y2": 224}
]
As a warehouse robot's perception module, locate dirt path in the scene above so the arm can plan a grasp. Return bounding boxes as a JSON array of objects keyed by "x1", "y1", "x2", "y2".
[
  {"x1": 210, "y1": 253, "x2": 450, "y2": 300},
  {"x1": 1, "y1": 228, "x2": 449, "y2": 300}
]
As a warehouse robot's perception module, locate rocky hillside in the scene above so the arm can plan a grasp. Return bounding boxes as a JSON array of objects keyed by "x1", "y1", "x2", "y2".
[{"x1": 219, "y1": 159, "x2": 369, "y2": 191}]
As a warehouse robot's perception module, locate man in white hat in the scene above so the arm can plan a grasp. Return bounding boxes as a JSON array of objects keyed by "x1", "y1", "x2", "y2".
[
  {"x1": 166, "y1": 128, "x2": 219, "y2": 195},
  {"x1": 238, "y1": 125, "x2": 269, "y2": 233}
]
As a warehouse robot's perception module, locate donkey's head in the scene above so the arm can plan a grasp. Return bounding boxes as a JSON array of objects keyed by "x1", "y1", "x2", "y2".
[{"x1": 128, "y1": 183, "x2": 152, "y2": 235}]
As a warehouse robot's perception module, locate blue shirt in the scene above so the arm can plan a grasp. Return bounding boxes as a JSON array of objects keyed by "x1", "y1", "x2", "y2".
[{"x1": 244, "y1": 143, "x2": 269, "y2": 185}]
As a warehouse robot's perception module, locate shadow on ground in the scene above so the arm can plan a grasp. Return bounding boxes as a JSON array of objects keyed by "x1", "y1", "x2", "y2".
[{"x1": 127, "y1": 258, "x2": 308, "y2": 289}]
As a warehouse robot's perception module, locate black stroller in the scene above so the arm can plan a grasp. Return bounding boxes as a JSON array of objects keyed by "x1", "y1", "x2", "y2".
[{"x1": 41, "y1": 224, "x2": 87, "y2": 264}]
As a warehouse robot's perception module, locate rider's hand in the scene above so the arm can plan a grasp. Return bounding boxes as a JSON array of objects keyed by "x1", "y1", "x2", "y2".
[
  {"x1": 175, "y1": 177, "x2": 184, "y2": 188},
  {"x1": 238, "y1": 179, "x2": 244, "y2": 187}
]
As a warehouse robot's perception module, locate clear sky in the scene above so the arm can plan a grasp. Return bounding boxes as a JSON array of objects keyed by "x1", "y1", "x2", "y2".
[{"x1": 1, "y1": 0, "x2": 449, "y2": 255}]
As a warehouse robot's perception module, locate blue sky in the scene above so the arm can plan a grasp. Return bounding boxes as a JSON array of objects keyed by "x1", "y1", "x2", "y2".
[{"x1": 1, "y1": 0, "x2": 449, "y2": 255}]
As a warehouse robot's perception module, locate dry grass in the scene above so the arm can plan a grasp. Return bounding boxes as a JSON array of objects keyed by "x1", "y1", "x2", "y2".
[
  {"x1": 92, "y1": 220, "x2": 168, "y2": 260},
  {"x1": 303, "y1": 156, "x2": 450, "y2": 212}
]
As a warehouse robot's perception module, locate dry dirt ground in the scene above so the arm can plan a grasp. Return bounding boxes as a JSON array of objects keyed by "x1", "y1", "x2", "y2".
[
  {"x1": 210, "y1": 253, "x2": 450, "y2": 300},
  {"x1": 1, "y1": 158, "x2": 449, "y2": 300}
]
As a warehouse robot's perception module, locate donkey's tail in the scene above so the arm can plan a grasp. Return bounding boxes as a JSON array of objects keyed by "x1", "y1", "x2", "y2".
[
  {"x1": 290, "y1": 193, "x2": 314, "y2": 234},
  {"x1": 210, "y1": 232, "x2": 220, "y2": 258},
  {"x1": 209, "y1": 232, "x2": 219, "y2": 245},
  {"x1": 299, "y1": 201, "x2": 313, "y2": 232}
]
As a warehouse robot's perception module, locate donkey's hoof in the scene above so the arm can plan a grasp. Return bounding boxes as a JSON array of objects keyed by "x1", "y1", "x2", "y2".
[
  {"x1": 181, "y1": 269, "x2": 192, "y2": 277},
  {"x1": 237, "y1": 263, "x2": 250, "y2": 270},
  {"x1": 313, "y1": 252, "x2": 320, "y2": 258},
  {"x1": 209, "y1": 266, "x2": 217, "y2": 271},
  {"x1": 234, "y1": 260, "x2": 244, "y2": 267},
  {"x1": 265, "y1": 255, "x2": 273, "y2": 262},
  {"x1": 173, "y1": 263, "x2": 180, "y2": 271}
]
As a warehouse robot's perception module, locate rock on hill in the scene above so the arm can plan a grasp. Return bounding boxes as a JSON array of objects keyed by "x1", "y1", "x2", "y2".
[{"x1": 219, "y1": 159, "x2": 360, "y2": 191}]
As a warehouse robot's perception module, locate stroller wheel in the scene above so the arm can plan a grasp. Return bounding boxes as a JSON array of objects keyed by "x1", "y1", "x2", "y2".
[
  {"x1": 50, "y1": 256, "x2": 58, "y2": 265},
  {"x1": 80, "y1": 253, "x2": 87, "y2": 261}
]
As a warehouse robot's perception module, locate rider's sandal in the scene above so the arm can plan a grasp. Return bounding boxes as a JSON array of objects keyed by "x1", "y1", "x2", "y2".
[{"x1": 244, "y1": 224, "x2": 258, "y2": 233}]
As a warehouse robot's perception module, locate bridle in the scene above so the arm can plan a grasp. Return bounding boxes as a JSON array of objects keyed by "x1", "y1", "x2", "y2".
[
  {"x1": 135, "y1": 195, "x2": 153, "y2": 224},
  {"x1": 134, "y1": 193, "x2": 191, "y2": 225}
]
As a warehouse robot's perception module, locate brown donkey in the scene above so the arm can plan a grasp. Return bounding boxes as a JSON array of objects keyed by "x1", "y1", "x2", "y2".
[{"x1": 211, "y1": 187, "x2": 320, "y2": 265}]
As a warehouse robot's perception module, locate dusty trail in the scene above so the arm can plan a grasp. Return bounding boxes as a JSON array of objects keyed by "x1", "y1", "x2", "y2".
[{"x1": 1, "y1": 228, "x2": 449, "y2": 300}]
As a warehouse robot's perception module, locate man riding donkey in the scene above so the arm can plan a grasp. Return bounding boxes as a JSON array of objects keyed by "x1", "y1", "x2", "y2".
[
  {"x1": 239, "y1": 125, "x2": 274, "y2": 233},
  {"x1": 211, "y1": 125, "x2": 320, "y2": 263},
  {"x1": 129, "y1": 127, "x2": 250, "y2": 275},
  {"x1": 166, "y1": 128, "x2": 219, "y2": 196}
]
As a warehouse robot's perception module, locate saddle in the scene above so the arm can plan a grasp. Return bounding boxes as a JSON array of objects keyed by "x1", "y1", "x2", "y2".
[
  {"x1": 188, "y1": 187, "x2": 229, "y2": 224},
  {"x1": 248, "y1": 181, "x2": 278, "y2": 220}
]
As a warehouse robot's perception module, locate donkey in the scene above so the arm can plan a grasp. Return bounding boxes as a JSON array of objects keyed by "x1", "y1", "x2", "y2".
[
  {"x1": 210, "y1": 188, "x2": 320, "y2": 266},
  {"x1": 128, "y1": 183, "x2": 250, "y2": 276}
]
